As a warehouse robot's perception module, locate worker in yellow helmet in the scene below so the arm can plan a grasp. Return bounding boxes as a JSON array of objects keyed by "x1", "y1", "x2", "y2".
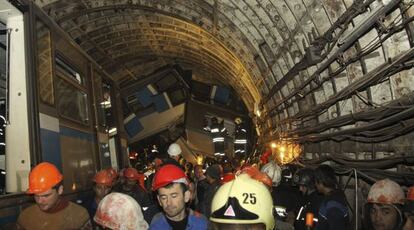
[{"x1": 210, "y1": 174, "x2": 275, "y2": 230}]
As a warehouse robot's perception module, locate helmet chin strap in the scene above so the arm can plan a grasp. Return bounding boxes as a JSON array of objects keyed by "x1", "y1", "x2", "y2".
[{"x1": 390, "y1": 204, "x2": 405, "y2": 229}]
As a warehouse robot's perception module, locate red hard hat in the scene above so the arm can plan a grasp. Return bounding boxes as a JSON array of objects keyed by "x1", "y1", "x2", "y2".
[
  {"x1": 27, "y1": 162, "x2": 63, "y2": 194},
  {"x1": 152, "y1": 164, "x2": 188, "y2": 191},
  {"x1": 106, "y1": 168, "x2": 118, "y2": 180},
  {"x1": 93, "y1": 170, "x2": 114, "y2": 187},
  {"x1": 124, "y1": 168, "x2": 139, "y2": 179},
  {"x1": 222, "y1": 173, "x2": 235, "y2": 184}
]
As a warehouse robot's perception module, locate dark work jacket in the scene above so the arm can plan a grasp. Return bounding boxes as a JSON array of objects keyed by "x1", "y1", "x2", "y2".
[
  {"x1": 199, "y1": 180, "x2": 221, "y2": 218},
  {"x1": 294, "y1": 190, "x2": 324, "y2": 230},
  {"x1": 195, "y1": 178, "x2": 209, "y2": 212},
  {"x1": 315, "y1": 190, "x2": 350, "y2": 230},
  {"x1": 115, "y1": 184, "x2": 160, "y2": 224},
  {"x1": 272, "y1": 183, "x2": 303, "y2": 220}
]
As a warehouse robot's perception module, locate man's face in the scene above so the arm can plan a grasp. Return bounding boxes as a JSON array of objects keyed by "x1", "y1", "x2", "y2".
[
  {"x1": 94, "y1": 184, "x2": 111, "y2": 199},
  {"x1": 123, "y1": 178, "x2": 137, "y2": 191},
  {"x1": 34, "y1": 186, "x2": 62, "y2": 211},
  {"x1": 370, "y1": 203, "x2": 399, "y2": 230},
  {"x1": 299, "y1": 185, "x2": 307, "y2": 195},
  {"x1": 157, "y1": 183, "x2": 190, "y2": 221},
  {"x1": 194, "y1": 167, "x2": 203, "y2": 179}
]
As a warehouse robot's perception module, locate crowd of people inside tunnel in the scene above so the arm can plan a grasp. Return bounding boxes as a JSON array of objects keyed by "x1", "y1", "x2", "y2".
[{"x1": 14, "y1": 142, "x2": 414, "y2": 230}]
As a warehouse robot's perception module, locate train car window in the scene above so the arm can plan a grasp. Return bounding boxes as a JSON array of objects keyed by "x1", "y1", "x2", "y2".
[
  {"x1": 36, "y1": 19, "x2": 54, "y2": 105},
  {"x1": 55, "y1": 77, "x2": 89, "y2": 125},
  {"x1": 55, "y1": 54, "x2": 82, "y2": 84}
]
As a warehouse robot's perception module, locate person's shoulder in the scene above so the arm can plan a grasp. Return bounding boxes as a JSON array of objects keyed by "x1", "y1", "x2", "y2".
[
  {"x1": 150, "y1": 212, "x2": 166, "y2": 224},
  {"x1": 67, "y1": 201, "x2": 90, "y2": 217},
  {"x1": 189, "y1": 209, "x2": 208, "y2": 222},
  {"x1": 18, "y1": 204, "x2": 38, "y2": 218}
]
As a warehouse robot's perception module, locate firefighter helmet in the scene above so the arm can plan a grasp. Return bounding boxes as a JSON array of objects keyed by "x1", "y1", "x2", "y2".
[
  {"x1": 210, "y1": 174, "x2": 275, "y2": 230},
  {"x1": 27, "y1": 162, "x2": 63, "y2": 194}
]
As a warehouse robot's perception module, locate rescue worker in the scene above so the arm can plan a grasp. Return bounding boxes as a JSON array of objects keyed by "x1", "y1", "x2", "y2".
[
  {"x1": 83, "y1": 169, "x2": 113, "y2": 227},
  {"x1": 16, "y1": 162, "x2": 91, "y2": 229},
  {"x1": 262, "y1": 162, "x2": 300, "y2": 226},
  {"x1": 115, "y1": 167, "x2": 158, "y2": 224},
  {"x1": 193, "y1": 164, "x2": 209, "y2": 212},
  {"x1": 150, "y1": 164, "x2": 208, "y2": 230},
  {"x1": 221, "y1": 161, "x2": 235, "y2": 184},
  {"x1": 364, "y1": 178, "x2": 405, "y2": 230},
  {"x1": 210, "y1": 173, "x2": 275, "y2": 230},
  {"x1": 314, "y1": 165, "x2": 349, "y2": 230},
  {"x1": 164, "y1": 142, "x2": 184, "y2": 169},
  {"x1": 200, "y1": 164, "x2": 222, "y2": 218},
  {"x1": 94, "y1": 192, "x2": 149, "y2": 230},
  {"x1": 259, "y1": 163, "x2": 294, "y2": 230},
  {"x1": 293, "y1": 168, "x2": 324, "y2": 230},
  {"x1": 403, "y1": 186, "x2": 414, "y2": 230}
]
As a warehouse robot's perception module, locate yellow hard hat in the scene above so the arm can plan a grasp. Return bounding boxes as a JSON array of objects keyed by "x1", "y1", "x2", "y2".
[{"x1": 210, "y1": 174, "x2": 275, "y2": 230}]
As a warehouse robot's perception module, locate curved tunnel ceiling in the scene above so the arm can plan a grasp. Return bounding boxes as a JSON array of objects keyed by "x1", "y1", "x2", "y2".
[{"x1": 34, "y1": 0, "x2": 414, "y2": 144}]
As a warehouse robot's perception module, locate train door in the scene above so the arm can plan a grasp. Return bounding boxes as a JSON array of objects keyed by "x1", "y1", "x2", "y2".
[
  {"x1": 0, "y1": 0, "x2": 31, "y2": 194},
  {"x1": 92, "y1": 70, "x2": 119, "y2": 170}
]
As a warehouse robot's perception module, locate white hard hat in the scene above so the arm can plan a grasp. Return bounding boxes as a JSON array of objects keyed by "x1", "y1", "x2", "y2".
[
  {"x1": 167, "y1": 143, "x2": 182, "y2": 157},
  {"x1": 368, "y1": 179, "x2": 405, "y2": 205},
  {"x1": 94, "y1": 192, "x2": 148, "y2": 230},
  {"x1": 261, "y1": 161, "x2": 282, "y2": 187}
]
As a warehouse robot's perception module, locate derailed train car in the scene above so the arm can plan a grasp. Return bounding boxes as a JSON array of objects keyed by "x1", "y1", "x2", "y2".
[{"x1": 0, "y1": 0, "x2": 128, "y2": 225}]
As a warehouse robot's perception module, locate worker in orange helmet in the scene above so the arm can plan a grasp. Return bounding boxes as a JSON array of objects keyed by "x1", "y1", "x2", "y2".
[
  {"x1": 82, "y1": 169, "x2": 114, "y2": 228},
  {"x1": 115, "y1": 167, "x2": 159, "y2": 224},
  {"x1": 16, "y1": 162, "x2": 91, "y2": 230},
  {"x1": 364, "y1": 178, "x2": 405, "y2": 230},
  {"x1": 150, "y1": 164, "x2": 208, "y2": 229},
  {"x1": 403, "y1": 186, "x2": 414, "y2": 230}
]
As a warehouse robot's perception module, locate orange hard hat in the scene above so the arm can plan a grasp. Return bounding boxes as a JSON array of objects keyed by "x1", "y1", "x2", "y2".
[
  {"x1": 238, "y1": 165, "x2": 260, "y2": 178},
  {"x1": 106, "y1": 168, "x2": 118, "y2": 180},
  {"x1": 152, "y1": 164, "x2": 188, "y2": 191},
  {"x1": 27, "y1": 162, "x2": 63, "y2": 194},
  {"x1": 124, "y1": 168, "x2": 139, "y2": 179},
  {"x1": 93, "y1": 170, "x2": 114, "y2": 187},
  {"x1": 367, "y1": 179, "x2": 405, "y2": 205}
]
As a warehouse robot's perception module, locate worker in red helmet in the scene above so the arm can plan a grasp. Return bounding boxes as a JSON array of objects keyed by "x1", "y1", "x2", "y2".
[
  {"x1": 403, "y1": 186, "x2": 414, "y2": 230},
  {"x1": 114, "y1": 167, "x2": 159, "y2": 224},
  {"x1": 364, "y1": 179, "x2": 405, "y2": 230},
  {"x1": 82, "y1": 169, "x2": 114, "y2": 228},
  {"x1": 150, "y1": 164, "x2": 208, "y2": 229},
  {"x1": 16, "y1": 162, "x2": 91, "y2": 230}
]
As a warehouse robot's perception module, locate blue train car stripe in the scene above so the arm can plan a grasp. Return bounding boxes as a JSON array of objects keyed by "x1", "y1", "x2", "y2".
[
  {"x1": 39, "y1": 113, "x2": 62, "y2": 170},
  {"x1": 40, "y1": 128, "x2": 63, "y2": 174},
  {"x1": 59, "y1": 126, "x2": 95, "y2": 142}
]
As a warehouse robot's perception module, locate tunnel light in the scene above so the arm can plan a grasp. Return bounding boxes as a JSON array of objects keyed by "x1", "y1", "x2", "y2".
[
  {"x1": 108, "y1": 127, "x2": 117, "y2": 134},
  {"x1": 271, "y1": 140, "x2": 303, "y2": 165},
  {"x1": 271, "y1": 142, "x2": 277, "y2": 148}
]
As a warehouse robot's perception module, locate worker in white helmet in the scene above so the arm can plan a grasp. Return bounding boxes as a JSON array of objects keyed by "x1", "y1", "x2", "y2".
[
  {"x1": 364, "y1": 179, "x2": 405, "y2": 230},
  {"x1": 164, "y1": 142, "x2": 185, "y2": 170},
  {"x1": 94, "y1": 192, "x2": 149, "y2": 230}
]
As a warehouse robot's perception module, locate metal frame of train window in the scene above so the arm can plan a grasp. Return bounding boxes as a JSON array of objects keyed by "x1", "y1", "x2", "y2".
[
  {"x1": 35, "y1": 19, "x2": 54, "y2": 106},
  {"x1": 54, "y1": 52, "x2": 89, "y2": 126}
]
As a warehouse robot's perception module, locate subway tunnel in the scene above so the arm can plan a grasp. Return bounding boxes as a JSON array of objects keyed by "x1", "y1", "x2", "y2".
[{"x1": 28, "y1": 0, "x2": 414, "y2": 184}]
